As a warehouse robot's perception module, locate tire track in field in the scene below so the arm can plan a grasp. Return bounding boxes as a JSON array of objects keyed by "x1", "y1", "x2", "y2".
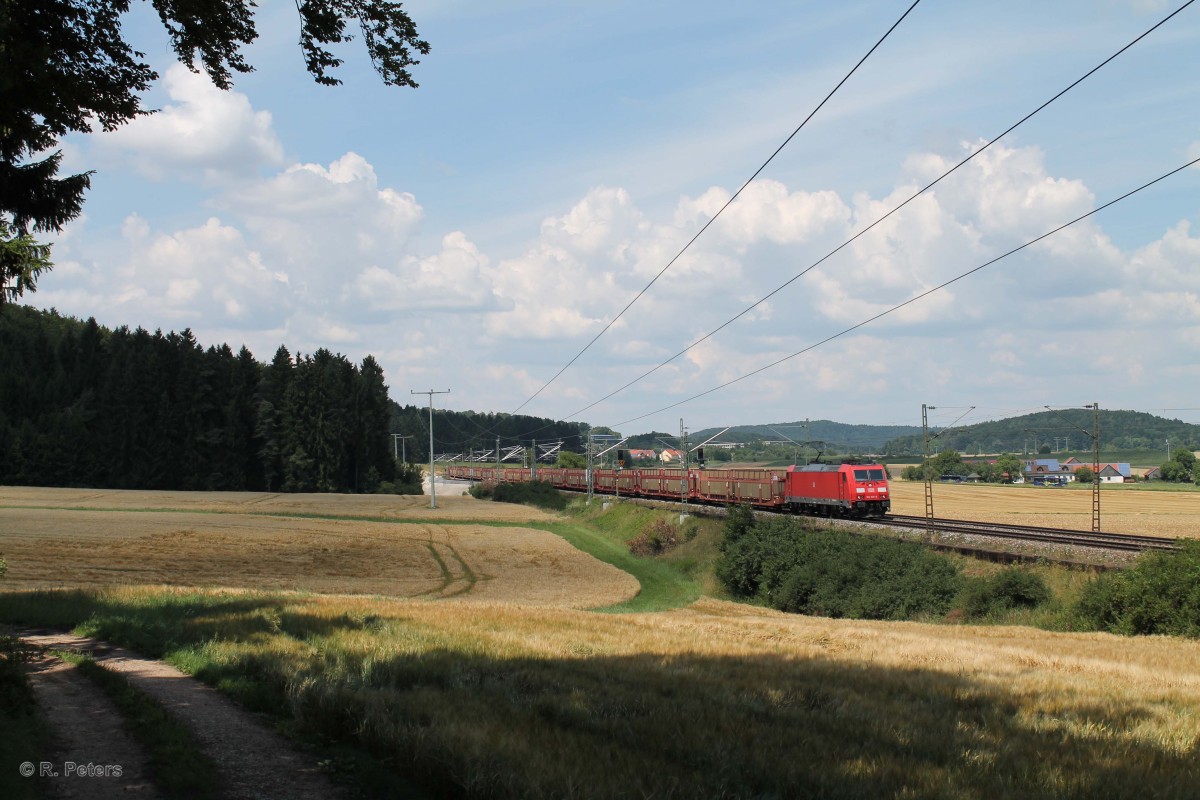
[{"x1": 411, "y1": 526, "x2": 494, "y2": 598}]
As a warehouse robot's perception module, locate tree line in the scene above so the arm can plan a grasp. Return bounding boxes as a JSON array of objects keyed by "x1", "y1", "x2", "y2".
[
  {"x1": 1, "y1": 306, "x2": 587, "y2": 493},
  {"x1": 0, "y1": 306, "x2": 399, "y2": 492}
]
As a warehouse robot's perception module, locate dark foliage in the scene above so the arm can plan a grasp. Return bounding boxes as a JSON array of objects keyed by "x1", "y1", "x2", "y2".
[
  {"x1": 469, "y1": 479, "x2": 568, "y2": 511},
  {"x1": 0, "y1": 306, "x2": 394, "y2": 493},
  {"x1": 386, "y1": 405, "x2": 585, "y2": 465},
  {"x1": 717, "y1": 516, "x2": 962, "y2": 620},
  {"x1": 960, "y1": 568, "x2": 1051, "y2": 619},
  {"x1": 1073, "y1": 541, "x2": 1200, "y2": 637}
]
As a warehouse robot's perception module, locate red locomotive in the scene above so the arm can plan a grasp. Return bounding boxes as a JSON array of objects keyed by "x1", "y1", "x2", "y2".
[{"x1": 445, "y1": 461, "x2": 890, "y2": 518}]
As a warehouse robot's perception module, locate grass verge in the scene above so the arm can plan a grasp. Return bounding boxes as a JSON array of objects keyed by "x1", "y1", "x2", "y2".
[
  {"x1": 535, "y1": 520, "x2": 701, "y2": 612},
  {"x1": 0, "y1": 635, "x2": 51, "y2": 800}
]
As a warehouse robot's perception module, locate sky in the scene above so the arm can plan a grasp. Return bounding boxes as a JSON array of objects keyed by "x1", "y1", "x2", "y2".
[{"x1": 25, "y1": 0, "x2": 1200, "y2": 439}]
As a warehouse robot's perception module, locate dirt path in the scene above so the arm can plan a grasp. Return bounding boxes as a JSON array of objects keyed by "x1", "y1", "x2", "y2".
[
  {"x1": 17, "y1": 629, "x2": 345, "y2": 800},
  {"x1": 23, "y1": 652, "x2": 159, "y2": 799}
]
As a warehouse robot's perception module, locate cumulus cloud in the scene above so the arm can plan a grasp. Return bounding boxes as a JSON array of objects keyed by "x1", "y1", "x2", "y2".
[
  {"x1": 351, "y1": 232, "x2": 499, "y2": 312},
  {"x1": 37, "y1": 96, "x2": 1200, "y2": 426},
  {"x1": 96, "y1": 65, "x2": 284, "y2": 181}
]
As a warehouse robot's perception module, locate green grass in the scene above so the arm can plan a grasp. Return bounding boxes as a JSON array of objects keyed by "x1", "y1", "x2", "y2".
[{"x1": 542, "y1": 500, "x2": 703, "y2": 612}]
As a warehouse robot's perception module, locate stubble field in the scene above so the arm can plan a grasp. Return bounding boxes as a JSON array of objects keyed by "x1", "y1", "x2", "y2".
[
  {"x1": 888, "y1": 479, "x2": 1200, "y2": 537},
  {"x1": 0, "y1": 487, "x2": 637, "y2": 607}
]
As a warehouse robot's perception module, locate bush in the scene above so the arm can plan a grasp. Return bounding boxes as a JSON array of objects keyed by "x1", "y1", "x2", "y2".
[
  {"x1": 717, "y1": 517, "x2": 962, "y2": 620},
  {"x1": 627, "y1": 518, "x2": 690, "y2": 556},
  {"x1": 388, "y1": 462, "x2": 425, "y2": 495},
  {"x1": 1073, "y1": 541, "x2": 1200, "y2": 637},
  {"x1": 471, "y1": 479, "x2": 567, "y2": 511},
  {"x1": 960, "y1": 568, "x2": 1051, "y2": 619},
  {"x1": 0, "y1": 636, "x2": 34, "y2": 711},
  {"x1": 721, "y1": 505, "x2": 756, "y2": 547}
]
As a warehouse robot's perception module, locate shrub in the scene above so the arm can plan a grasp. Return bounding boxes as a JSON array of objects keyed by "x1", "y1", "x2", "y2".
[
  {"x1": 390, "y1": 462, "x2": 425, "y2": 495},
  {"x1": 960, "y1": 568, "x2": 1051, "y2": 619},
  {"x1": 468, "y1": 480, "x2": 496, "y2": 500},
  {"x1": 627, "y1": 518, "x2": 688, "y2": 556},
  {"x1": 0, "y1": 636, "x2": 34, "y2": 710},
  {"x1": 1073, "y1": 541, "x2": 1200, "y2": 637},
  {"x1": 721, "y1": 505, "x2": 756, "y2": 548},
  {"x1": 717, "y1": 517, "x2": 962, "y2": 620},
  {"x1": 471, "y1": 479, "x2": 568, "y2": 511},
  {"x1": 0, "y1": 558, "x2": 6, "y2": 579}
]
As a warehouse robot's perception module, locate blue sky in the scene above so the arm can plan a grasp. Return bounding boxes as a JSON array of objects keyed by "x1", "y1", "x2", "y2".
[{"x1": 29, "y1": 0, "x2": 1200, "y2": 437}]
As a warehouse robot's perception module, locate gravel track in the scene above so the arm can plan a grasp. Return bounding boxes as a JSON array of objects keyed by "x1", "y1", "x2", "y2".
[{"x1": 17, "y1": 629, "x2": 345, "y2": 800}]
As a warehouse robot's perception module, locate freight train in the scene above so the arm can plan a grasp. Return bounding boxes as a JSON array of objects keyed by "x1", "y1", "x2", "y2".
[{"x1": 445, "y1": 461, "x2": 891, "y2": 518}]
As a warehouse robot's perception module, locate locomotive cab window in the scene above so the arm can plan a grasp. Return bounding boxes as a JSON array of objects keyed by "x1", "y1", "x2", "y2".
[{"x1": 853, "y1": 468, "x2": 886, "y2": 482}]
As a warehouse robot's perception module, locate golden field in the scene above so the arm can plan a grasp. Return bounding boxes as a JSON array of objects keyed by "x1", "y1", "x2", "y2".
[
  {"x1": 0, "y1": 487, "x2": 636, "y2": 607},
  {"x1": 888, "y1": 479, "x2": 1200, "y2": 538},
  {"x1": 2, "y1": 485, "x2": 1200, "y2": 796},
  {"x1": 6, "y1": 585, "x2": 1197, "y2": 798}
]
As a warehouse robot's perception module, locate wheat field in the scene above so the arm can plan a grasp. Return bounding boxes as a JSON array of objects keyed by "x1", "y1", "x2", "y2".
[
  {"x1": 888, "y1": 479, "x2": 1200, "y2": 538},
  {"x1": 3, "y1": 485, "x2": 1200, "y2": 796},
  {"x1": 0, "y1": 488, "x2": 637, "y2": 607}
]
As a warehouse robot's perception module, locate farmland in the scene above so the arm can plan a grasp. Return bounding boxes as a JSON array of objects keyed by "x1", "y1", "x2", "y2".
[
  {"x1": 2, "y1": 485, "x2": 1200, "y2": 797},
  {"x1": 888, "y1": 479, "x2": 1200, "y2": 538},
  {"x1": 0, "y1": 487, "x2": 636, "y2": 607}
]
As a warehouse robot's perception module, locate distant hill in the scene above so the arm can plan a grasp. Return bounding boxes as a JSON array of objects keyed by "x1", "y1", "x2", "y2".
[
  {"x1": 880, "y1": 409, "x2": 1200, "y2": 457},
  {"x1": 689, "y1": 420, "x2": 922, "y2": 453}
]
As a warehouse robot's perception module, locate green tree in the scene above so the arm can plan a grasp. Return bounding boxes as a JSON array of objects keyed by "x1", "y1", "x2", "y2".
[
  {"x1": 1161, "y1": 450, "x2": 1196, "y2": 483},
  {"x1": 994, "y1": 454, "x2": 1024, "y2": 483},
  {"x1": 1, "y1": 0, "x2": 428, "y2": 303},
  {"x1": 1074, "y1": 466, "x2": 1094, "y2": 484},
  {"x1": 556, "y1": 451, "x2": 586, "y2": 469},
  {"x1": 0, "y1": 221, "x2": 52, "y2": 304}
]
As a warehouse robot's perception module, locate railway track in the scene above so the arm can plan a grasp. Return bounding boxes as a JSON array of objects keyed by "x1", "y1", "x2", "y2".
[{"x1": 877, "y1": 514, "x2": 1179, "y2": 553}]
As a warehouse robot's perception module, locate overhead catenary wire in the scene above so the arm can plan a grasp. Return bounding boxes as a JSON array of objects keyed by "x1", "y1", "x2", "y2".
[
  {"x1": 611, "y1": 155, "x2": 1200, "y2": 428},
  {"x1": 561, "y1": 0, "x2": 1196, "y2": 425},
  {"x1": 506, "y1": 0, "x2": 924, "y2": 417}
]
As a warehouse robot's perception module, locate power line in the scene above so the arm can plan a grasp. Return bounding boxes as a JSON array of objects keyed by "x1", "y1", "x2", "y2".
[
  {"x1": 611, "y1": 155, "x2": 1200, "y2": 428},
  {"x1": 507, "y1": 0, "x2": 924, "y2": 416},
  {"x1": 561, "y1": 0, "x2": 1196, "y2": 425}
]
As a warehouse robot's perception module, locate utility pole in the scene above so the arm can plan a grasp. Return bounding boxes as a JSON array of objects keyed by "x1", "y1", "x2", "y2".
[
  {"x1": 1044, "y1": 403, "x2": 1101, "y2": 532},
  {"x1": 586, "y1": 434, "x2": 593, "y2": 504},
  {"x1": 532, "y1": 438, "x2": 537, "y2": 479},
  {"x1": 922, "y1": 404, "x2": 935, "y2": 536},
  {"x1": 412, "y1": 389, "x2": 450, "y2": 509},
  {"x1": 1090, "y1": 402, "x2": 1101, "y2": 533},
  {"x1": 392, "y1": 434, "x2": 413, "y2": 464},
  {"x1": 679, "y1": 418, "x2": 689, "y2": 523}
]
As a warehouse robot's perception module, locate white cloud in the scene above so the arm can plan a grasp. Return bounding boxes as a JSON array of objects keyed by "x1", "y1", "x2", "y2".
[
  {"x1": 351, "y1": 232, "x2": 498, "y2": 312},
  {"x1": 97, "y1": 65, "x2": 284, "y2": 181}
]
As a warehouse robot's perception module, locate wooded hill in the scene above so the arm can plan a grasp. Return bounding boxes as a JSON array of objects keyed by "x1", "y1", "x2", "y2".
[
  {"x1": 880, "y1": 409, "x2": 1200, "y2": 457},
  {"x1": 691, "y1": 420, "x2": 923, "y2": 452},
  {"x1": 0, "y1": 306, "x2": 581, "y2": 492}
]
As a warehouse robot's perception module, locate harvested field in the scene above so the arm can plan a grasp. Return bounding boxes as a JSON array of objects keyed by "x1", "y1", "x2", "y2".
[
  {"x1": 0, "y1": 488, "x2": 637, "y2": 608},
  {"x1": 0, "y1": 485, "x2": 549, "y2": 522},
  {"x1": 888, "y1": 480, "x2": 1200, "y2": 538}
]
